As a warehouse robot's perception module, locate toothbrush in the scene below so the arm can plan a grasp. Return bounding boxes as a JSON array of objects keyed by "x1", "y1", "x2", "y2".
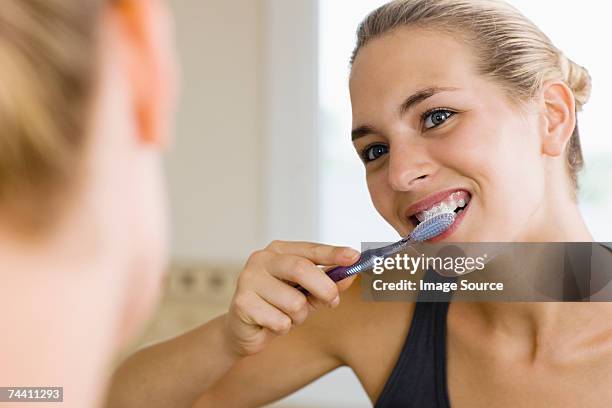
[{"x1": 296, "y1": 212, "x2": 456, "y2": 295}]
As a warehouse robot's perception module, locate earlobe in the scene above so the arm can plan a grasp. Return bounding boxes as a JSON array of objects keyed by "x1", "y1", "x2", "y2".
[{"x1": 540, "y1": 80, "x2": 576, "y2": 157}]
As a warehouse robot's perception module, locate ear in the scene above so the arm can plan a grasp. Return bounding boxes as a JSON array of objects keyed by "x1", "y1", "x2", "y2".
[
  {"x1": 106, "y1": 0, "x2": 178, "y2": 147},
  {"x1": 539, "y1": 80, "x2": 576, "y2": 157}
]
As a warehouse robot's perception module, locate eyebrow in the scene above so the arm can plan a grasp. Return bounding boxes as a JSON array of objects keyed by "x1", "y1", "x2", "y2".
[
  {"x1": 351, "y1": 125, "x2": 377, "y2": 141},
  {"x1": 351, "y1": 86, "x2": 459, "y2": 141}
]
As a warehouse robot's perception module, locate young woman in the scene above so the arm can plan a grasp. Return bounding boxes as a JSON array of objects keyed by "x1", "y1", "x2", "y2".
[
  {"x1": 0, "y1": 1, "x2": 177, "y2": 407},
  {"x1": 108, "y1": 1, "x2": 612, "y2": 407}
]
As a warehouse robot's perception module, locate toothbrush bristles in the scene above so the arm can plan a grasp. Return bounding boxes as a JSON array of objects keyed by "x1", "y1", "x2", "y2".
[{"x1": 409, "y1": 212, "x2": 456, "y2": 242}]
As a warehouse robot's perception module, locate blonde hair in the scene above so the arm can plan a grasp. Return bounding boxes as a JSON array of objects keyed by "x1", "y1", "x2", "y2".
[
  {"x1": 351, "y1": 0, "x2": 592, "y2": 199},
  {"x1": 0, "y1": 0, "x2": 101, "y2": 234}
]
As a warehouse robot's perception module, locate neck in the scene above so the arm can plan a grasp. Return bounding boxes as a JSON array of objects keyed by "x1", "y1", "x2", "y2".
[
  {"x1": 525, "y1": 195, "x2": 592, "y2": 242},
  {"x1": 0, "y1": 210, "x2": 127, "y2": 408},
  {"x1": 471, "y1": 191, "x2": 606, "y2": 360},
  {"x1": 523, "y1": 169, "x2": 593, "y2": 242}
]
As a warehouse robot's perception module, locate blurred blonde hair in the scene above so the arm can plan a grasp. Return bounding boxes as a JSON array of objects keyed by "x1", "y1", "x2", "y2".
[
  {"x1": 351, "y1": 0, "x2": 592, "y2": 200},
  {"x1": 0, "y1": 0, "x2": 102, "y2": 234}
]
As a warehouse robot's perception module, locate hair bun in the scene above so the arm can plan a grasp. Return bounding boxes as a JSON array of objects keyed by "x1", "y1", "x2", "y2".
[{"x1": 560, "y1": 53, "x2": 592, "y2": 111}]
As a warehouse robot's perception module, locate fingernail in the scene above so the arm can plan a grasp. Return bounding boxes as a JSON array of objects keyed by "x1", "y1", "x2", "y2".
[
  {"x1": 343, "y1": 248, "x2": 360, "y2": 260},
  {"x1": 330, "y1": 295, "x2": 340, "y2": 308}
]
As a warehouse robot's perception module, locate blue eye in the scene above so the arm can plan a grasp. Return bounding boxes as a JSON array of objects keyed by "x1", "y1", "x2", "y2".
[
  {"x1": 423, "y1": 109, "x2": 455, "y2": 129},
  {"x1": 362, "y1": 144, "x2": 389, "y2": 163}
]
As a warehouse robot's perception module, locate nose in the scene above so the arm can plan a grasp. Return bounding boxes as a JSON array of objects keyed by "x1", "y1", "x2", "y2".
[{"x1": 387, "y1": 142, "x2": 434, "y2": 191}]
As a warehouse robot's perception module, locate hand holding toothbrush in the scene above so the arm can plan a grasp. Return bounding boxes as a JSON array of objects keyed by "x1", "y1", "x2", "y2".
[
  {"x1": 223, "y1": 213, "x2": 455, "y2": 358},
  {"x1": 223, "y1": 241, "x2": 361, "y2": 357}
]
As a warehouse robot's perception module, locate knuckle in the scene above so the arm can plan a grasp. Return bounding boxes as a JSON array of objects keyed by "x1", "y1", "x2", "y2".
[
  {"x1": 321, "y1": 285, "x2": 339, "y2": 303},
  {"x1": 292, "y1": 258, "x2": 313, "y2": 277},
  {"x1": 274, "y1": 317, "x2": 292, "y2": 334},
  {"x1": 232, "y1": 293, "x2": 251, "y2": 314},
  {"x1": 246, "y1": 249, "x2": 267, "y2": 265},
  {"x1": 292, "y1": 312, "x2": 307, "y2": 326},
  {"x1": 287, "y1": 296, "x2": 307, "y2": 314},
  {"x1": 266, "y1": 240, "x2": 283, "y2": 251},
  {"x1": 313, "y1": 243, "x2": 334, "y2": 260},
  {"x1": 333, "y1": 246, "x2": 347, "y2": 258},
  {"x1": 236, "y1": 270, "x2": 254, "y2": 290},
  {"x1": 304, "y1": 243, "x2": 321, "y2": 259}
]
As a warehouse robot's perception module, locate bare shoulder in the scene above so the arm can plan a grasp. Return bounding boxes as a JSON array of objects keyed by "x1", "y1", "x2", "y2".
[
  {"x1": 314, "y1": 275, "x2": 417, "y2": 402},
  {"x1": 319, "y1": 274, "x2": 416, "y2": 356}
]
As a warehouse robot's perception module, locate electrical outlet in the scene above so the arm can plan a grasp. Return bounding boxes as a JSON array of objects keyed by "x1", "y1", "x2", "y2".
[{"x1": 165, "y1": 263, "x2": 239, "y2": 304}]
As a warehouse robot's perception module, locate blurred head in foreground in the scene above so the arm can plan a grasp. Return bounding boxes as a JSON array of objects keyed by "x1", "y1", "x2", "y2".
[{"x1": 0, "y1": 0, "x2": 178, "y2": 404}]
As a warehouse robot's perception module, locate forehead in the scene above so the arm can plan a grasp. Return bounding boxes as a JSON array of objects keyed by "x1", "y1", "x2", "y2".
[{"x1": 349, "y1": 27, "x2": 480, "y2": 110}]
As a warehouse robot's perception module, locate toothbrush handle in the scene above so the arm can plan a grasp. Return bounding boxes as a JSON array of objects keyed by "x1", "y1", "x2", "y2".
[
  {"x1": 293, "y1": 242, "x2": 410, "y2": 296},
  {"x1": 294, "y1": 264, "x2": 351, "y2": 295},
  {"x1": 325, "y1": 264, "x2": 353, "y2": 282},
  {"x1": 294, "y1": 246, "x2": 390, "y2": 295}
]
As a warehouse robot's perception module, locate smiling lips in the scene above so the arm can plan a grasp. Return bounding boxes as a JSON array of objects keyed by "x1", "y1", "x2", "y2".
[{"x1": 405, "y1": 189, "x2": 471, "y2": 225}]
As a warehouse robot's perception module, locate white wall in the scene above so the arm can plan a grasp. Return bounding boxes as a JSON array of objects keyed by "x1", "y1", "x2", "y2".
[
  {"x1": 166, "y1": 0, "x2": 265, "y2": 263},
  {"x1": 263, "y1": 0, "x2": 321, "y2": 243},
  {"x1": 166, "y1": 0, "x2": 326, "y2": 262}
]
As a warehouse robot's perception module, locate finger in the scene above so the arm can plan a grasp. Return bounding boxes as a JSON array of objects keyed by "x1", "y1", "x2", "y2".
[
  {"x1": 251, "y1": 273, "x2": 310, "y2": 326},
  {"x1": 268, "y1": 254, "x2": 339, "y2": 305},
  {"x1": 265, "y1": 241, "x2": 360, "y2": 266},
  {"x1": 234, "y1": 291, "x2": 293, "y2": 336},
  {"x1": 337, "y1": 275, "x2": 358, "y2": 293},
  {"x1": 306, "y1": 295, "x2": 336, "y2": 312}
]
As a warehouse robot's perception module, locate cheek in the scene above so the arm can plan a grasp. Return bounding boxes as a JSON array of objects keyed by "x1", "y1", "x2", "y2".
[
  {"x1": 439, "y1": 112, "x2": 545, "y2": 223},
  {"x1": 135, "y1": 164, "x2": 169, "y2": 278},
  {"x1": 127, "y1": 158, "x2": 169, "y2": 307},
  {"x1": 366, "y1": 170, "x2": 395, "y2": 221},
  {"x1": 125, "y1": 168, "x2": 168, "y2": 339}
]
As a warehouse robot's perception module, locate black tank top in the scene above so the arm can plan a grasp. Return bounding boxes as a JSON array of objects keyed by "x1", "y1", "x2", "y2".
[{"x1": 374, "y1": 300, "x2": 451, "y2": 408}]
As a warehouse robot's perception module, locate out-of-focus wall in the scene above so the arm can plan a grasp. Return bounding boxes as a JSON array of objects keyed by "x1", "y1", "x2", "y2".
[{"x1": 166, "y1": 0, "x2": 265, "y2": 263}]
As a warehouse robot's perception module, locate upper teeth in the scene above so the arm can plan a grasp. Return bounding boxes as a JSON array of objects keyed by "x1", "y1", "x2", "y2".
[{"x1": 415, "y1": 192, "x2": 468, "y2": 223}]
